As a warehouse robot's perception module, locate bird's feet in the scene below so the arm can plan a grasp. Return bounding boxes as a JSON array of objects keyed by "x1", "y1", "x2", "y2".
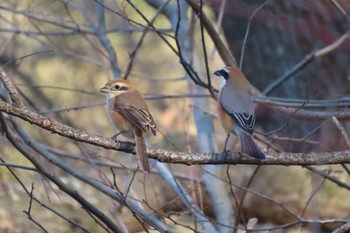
[
  {"x1": 222, "y1": 149, "x2": 232, "y2": 158},
  {"x1": 111, "y1": 131, "x2": 123, "y2": 142}
]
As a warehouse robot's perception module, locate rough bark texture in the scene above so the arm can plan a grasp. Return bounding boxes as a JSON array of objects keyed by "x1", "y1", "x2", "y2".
[{"x1": 1, "y1": 98, "x2": 350, "y2": 166}]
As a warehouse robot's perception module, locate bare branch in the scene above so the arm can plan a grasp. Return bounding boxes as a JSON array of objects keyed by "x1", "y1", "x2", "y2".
[
  {"x1": 240, "y1": 1, "x2": 268, "y2": 69},
  {"x1": 94, "y1": 0, "x2": 120, "y2": 78},
  {"x1": 124, "y1": 0, "x2": 170, "y2": 79},
  {"x1": 0, "y1": 67, "x2": 22, "y2": 106},
  {"x1": 0, "y1": 158, "x2": 92, "y2": 232},
  {"x1": 332, "y1": 116, "x2": 350, "y2": 149},
  {"x1": 330, "y1": 0, "x2": 350, "y2": 21},
  {"x1": 155, "y1": 162, "x2": 217, "y2": 233},
  {"x1": 0, "y1": 161, "x2": 37, "y2": 172},
  {"x1": 263, "y1": 31, "x2": 350, "y2": 95},
  {"x1": 254, "y1": 96, "x2": 350, "y2": 108},
  {"x1": 186, "y1": 0, "x2": 236, "y2": 67},
  {"x1": 2, "y1": 113, "x2": 172, "y2": 232},
  {"x1": 306, "y1": 166, "x2": 350, "y2": 191},
  {"x1": 332, "y1": 222, "x2": 350, "y2": 233},
  {"x1": 1, "y1": 92, "x2": 350, "y2": 165},
  {"x1": 272, "y1": 105, "x2": 350, "y2": 121},
  {"x1": 1, "y1": 116, "x2": 124, "y2": 232},
  {"x1": 23, "y1": 184, "x2": 49, "y2": 233}
]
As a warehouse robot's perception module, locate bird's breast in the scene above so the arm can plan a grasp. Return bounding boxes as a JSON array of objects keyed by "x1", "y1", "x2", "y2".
[
  {"x1": 106, "y1": 98, "x2": 134, "y2": 138},
  {"x1": 217, "y1": 90, "x2": 234, "y2": 134}
]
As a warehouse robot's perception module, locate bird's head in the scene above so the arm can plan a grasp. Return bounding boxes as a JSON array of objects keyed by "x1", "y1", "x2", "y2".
[
  {"x1": 214, "y1": 67, "x2": 230, "y2": 88},
  {"x1": 214, "y1": 66, "x2": 246, "y2": 88},
  {"x1": 99, "y1": 79, "x2": 133, "y2": 98}
]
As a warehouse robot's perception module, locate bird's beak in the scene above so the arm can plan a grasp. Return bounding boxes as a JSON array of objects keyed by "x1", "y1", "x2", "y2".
[
  {"x1": 99, "y1": 87, "x2": 109, "y2": 94},
  {"x1": 213, "y1": 70, "x2": 221, "y2": 77}
]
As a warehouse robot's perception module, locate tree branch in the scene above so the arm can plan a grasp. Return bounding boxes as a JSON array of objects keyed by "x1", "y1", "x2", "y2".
[
  {"x1": 2, "y1": 66, "x2": 350, "y2": 168},
  {"x1": 1, "y1": 97, "x2": 350, "y2": 165},
  {"x1": 0, "y1": 114, "x2": 123, "y2": 232},
  {"x1": 94, "y1": 0, "x2": 120, "y2": 78},
  {"x1": 186, "y1": 0, "x2": 236, "y2": 67},
  {"x1": 263, "y1": 30, "x2": 350, "y2": 95},
  {"x1": 332, "y1": 222, "x2": 350, "y2": 233}
]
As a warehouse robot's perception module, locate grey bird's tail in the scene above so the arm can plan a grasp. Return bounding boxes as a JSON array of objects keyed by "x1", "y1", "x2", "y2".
[
  {"x1": 238, "y1": 131, "x2": 266, "y2": 160},
  {"x1": 135, "y1": 134, "x2": 150, "y2": 172}
]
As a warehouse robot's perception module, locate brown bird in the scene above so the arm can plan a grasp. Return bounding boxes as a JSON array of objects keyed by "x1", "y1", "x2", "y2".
[
  {"x1": 100, "y1": 79, "x2": 156, "y2": 172},
  {"x1": 214, "y1": 66, "x2": 265, "y2": 159}
]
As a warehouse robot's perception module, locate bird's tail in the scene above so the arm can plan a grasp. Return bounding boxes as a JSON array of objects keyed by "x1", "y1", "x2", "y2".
[
  {"x1": 238, "y1": 131, "x2": 266, "y2": 160},
  {"x1": 135, "y1": 134, "x2": 151, "y2": 172}
]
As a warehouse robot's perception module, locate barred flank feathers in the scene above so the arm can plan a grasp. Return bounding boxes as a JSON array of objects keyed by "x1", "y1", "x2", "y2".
[
  {"x1": 239, "y1": 131, "x2": 266, "y2": 160},
  {"x1": 135, "y1": 134, "x2": 150, "y2": 172}
]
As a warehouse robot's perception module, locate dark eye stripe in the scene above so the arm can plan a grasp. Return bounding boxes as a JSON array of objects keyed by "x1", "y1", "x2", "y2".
[
  {"x1": 119, "y1": 85, "x2": 128, "y2": 91},
  {"x1": 114, "y1": 84, "x2": 128, "y2": 91},
  {"x1": 220, "y1": 69, "x2": 229, "y2": 80}
]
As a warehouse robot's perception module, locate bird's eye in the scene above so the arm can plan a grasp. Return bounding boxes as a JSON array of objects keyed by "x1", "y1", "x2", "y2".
[{"x1": 115, "y1": 84, "x2": 120, "y2": 89}]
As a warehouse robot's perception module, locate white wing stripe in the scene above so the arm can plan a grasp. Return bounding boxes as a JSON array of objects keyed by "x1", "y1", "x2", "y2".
[{"x1": 233, "y1": 112, "x2": 255, "y2": 132}]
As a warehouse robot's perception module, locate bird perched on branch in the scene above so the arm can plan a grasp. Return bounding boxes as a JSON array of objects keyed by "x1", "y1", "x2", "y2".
[
  {"x1": 100, "y1": 79, "x2": 156, "y2": 172},
  {"x1": 214, "y1": 66, "x2": 265, "y2": 160}
]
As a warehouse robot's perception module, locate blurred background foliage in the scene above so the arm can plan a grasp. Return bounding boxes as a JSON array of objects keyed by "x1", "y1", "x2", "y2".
[{"x1": 0, "y1": 0, "x2": 350, "y2": 232}]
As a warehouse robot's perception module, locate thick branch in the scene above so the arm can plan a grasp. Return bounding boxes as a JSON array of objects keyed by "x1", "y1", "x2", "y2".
[
  {"x1": 149, "y1": 149, "x2": 350, "y2": 165},
  {"x1": 1, "y1": 64, "x2": 350, "y2": 166},
  {"x1": 186, "y1": 0, "x2": 236, "y2": 67},
  {"x1": 1, "y1": 99, "x2": 350, "y2": 165},
  {"x1": 2, "y1": 112, "x2": 172, "y2": 232}
]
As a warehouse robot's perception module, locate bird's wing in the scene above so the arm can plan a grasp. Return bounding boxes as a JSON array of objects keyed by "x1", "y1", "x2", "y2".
[
  {"x1": 230, "y1": 112, "x2": 255, "y2": 134},
  {"x1": 220, "y1": 91, "x2": 255, "y2": 134},
  {"x1": 116, "y1": 106, "x2": 157, "y2": 135}
]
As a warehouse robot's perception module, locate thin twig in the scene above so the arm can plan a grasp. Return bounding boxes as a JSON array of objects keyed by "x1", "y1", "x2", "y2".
[
  {"x1": 300, "y1": 171, "x2": 326, "y2": 218},
  {"x1": 263, "y1": 31, "x2": 350, "y2": 95},
  {"x1": 332, "y1": 116, "x2": 350, "y2": 149},
  {"x1": 236, "y1": 166, "x2": 261, "y2": 230},
  {"x1": 124, "y1": 0, "x2": 171, "y2": 79},
  {"x1": 240, "y1": 1, "x2": 268, "y2": 69},
  {"x1": 306, "y1": 166, "x2": 350, "y2": 191},
  {"x1": 0, "y1": 157, "x2": 92, "y2": 232},
  {"x1": 226, "y1": 165, "x2": 247, "y2": 232},
  {"x1": 186, "y1": 0, "x2": 236, "y2": 67},
  {"x1": 199, "y1": 0, "x2": 216, "y2": 99},
  {"x1": 23, "y1": 184, "x2": 49, "y2": 233},
  {"x1": 94, "y1": 0, "x2": 120, "y2": 78},
  {"x1": 254, "y1": 96, "x2": 350, "y2": 108},
  {"x1": 330, "y1": 0, "x2": 350, "y2": 21},
  {"x1": 0, "y1": 161, "x2": 37, "y2": 171}
]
